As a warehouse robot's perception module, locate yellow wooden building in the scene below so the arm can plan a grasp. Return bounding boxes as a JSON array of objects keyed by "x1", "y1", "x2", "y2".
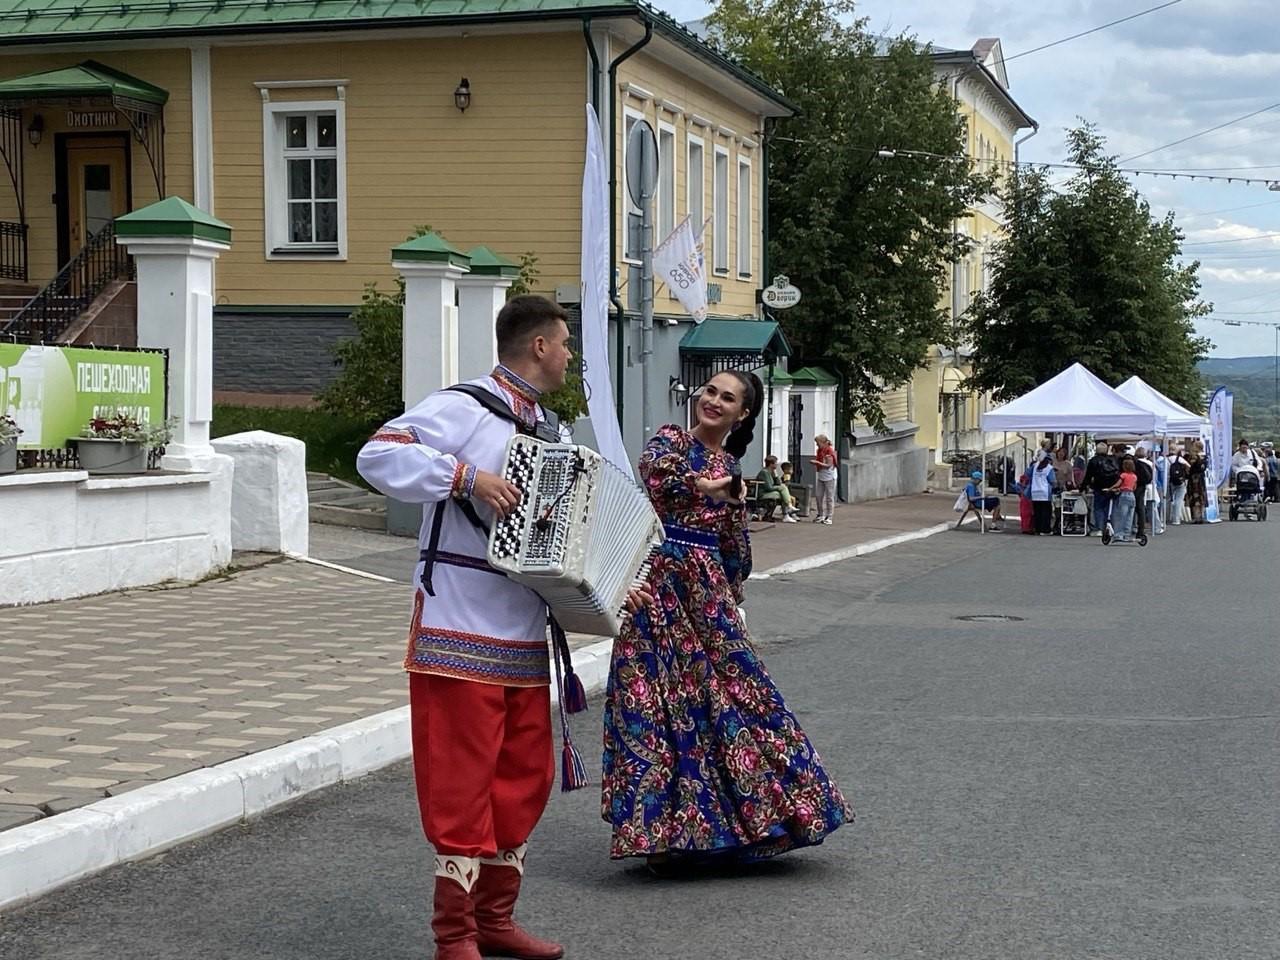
[
  {"x1": 0, "y1": 0, "x2": 792, "y2": 407},
  {"x1": 909, "y1": 38, "x2": 1036, "y2": 477}
]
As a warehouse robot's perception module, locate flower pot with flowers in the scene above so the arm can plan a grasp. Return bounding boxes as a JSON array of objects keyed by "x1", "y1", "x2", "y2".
[
  {"x1": 76, "y1": 414, "x2": 174, "y2": 476},
  {"x1": 0, "y1": 414, "x2": 21, "y2": 475}
]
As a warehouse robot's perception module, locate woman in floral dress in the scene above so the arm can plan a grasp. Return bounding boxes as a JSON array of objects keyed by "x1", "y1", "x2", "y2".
[{"x1": 602, "y1": 370, "x2": 853, "y2": 867}]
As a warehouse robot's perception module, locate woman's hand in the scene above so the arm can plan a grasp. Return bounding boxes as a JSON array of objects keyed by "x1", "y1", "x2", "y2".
[
  {"x1": 624, "y1": 586, "x2": 654, "y2": 614},
  {"x1": 696, "y1": 475, "x2": 741, "y2": 504}
]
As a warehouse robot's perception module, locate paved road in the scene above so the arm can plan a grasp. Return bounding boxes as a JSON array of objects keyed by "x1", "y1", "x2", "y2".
[{"x1": 3, "y1": 523, "x2": 1278, "y2": 959}]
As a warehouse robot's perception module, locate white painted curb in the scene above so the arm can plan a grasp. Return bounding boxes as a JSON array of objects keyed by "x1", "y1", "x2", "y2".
[
  {"x1": 750, "y1": 516, "x2": 975, "y2": 579},
  {"x1": 0, "y1": 640, "x2": 613, "y2": 913}
]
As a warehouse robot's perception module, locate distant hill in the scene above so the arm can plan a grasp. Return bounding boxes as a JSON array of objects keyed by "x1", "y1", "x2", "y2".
[
  {"x1": 1199, "y1": 356, "x2": 1280, "y2": 440},
  {"x1": 1198, "y1": 356, "x2": 1277, "y2": 378}
]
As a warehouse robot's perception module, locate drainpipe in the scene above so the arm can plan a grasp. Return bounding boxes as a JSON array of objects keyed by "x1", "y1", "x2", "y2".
[
  {"x1": 604, "y1": 19, "x2": 652, "y2": 422},
  {"x1": 582, "y1": 18, "x2": 602, "y2": 121},
  {"x1": 1014, "y1": 122, "x2": 1040, "y2": 165}
]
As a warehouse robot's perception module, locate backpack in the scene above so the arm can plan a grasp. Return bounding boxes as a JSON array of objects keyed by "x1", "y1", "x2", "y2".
[
  {"x1": 1169, "y1": 458, "x2": 1188, "y2": 486},
  {"x1": 1093, "y1": 456, "x2": 1119, "y2": 490}
]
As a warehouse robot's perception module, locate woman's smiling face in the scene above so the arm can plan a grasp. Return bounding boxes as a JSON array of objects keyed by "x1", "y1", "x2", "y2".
[{"x1": 696, "y1": 373, "x2": 746, "y2": 431}]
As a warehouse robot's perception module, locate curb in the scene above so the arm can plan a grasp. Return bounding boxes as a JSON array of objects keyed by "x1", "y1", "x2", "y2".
[
  {"x1": 0, "y1": 637, "x2": 615, "y2": 913},
  {"x1": 751, "y1": 517, "x2": 973, "y2": 579}
]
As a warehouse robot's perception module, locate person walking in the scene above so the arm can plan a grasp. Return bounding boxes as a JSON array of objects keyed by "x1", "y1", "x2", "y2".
[
  {"x1": 603, "y1": 371, "x2": 853, "y2": 869},
  {"x1": 811, "y1": 434, "x2": 838, "y2": 525},
  {"x1": 1080, "y1": 442, "x2": 1120, "y2": 536},
  {"x1": 1267, "y1": 445, "x2": 1280, "y2": 502},
  {"x1": 1107, "y1": 457, "x2": 1140, "y2": 542},
  {"x1": 1187, "y1": 450, "x2": 1208, "y2": 524},
  {"x1": 1167, "y1": 445, "x2": 1189, "y2": 525}
]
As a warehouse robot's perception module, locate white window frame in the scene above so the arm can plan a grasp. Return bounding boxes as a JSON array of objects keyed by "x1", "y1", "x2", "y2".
[
  {"x1": 262, "y1": 98, "x2": 347, "y2": 260},
  {"x1": 712, "y1": 145, "x2": 730, "y2": 276},
  {"x1": 736, "y1": 155, "x2": 752, "y2": 279},
  {"x1": 622, "y1": 105, "x2": 646, "y2": 265},
  {"x1": 686, "y1": 133, "x2": 705, "y2": 235},
  {"x1": 657, "y1": 119, "x2": 676, "y2": 244}
]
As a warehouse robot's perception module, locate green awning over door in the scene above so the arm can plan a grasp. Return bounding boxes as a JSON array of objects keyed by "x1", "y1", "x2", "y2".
[{"x1": 0, "y1": 60, "x2": 168, "y2": 109}]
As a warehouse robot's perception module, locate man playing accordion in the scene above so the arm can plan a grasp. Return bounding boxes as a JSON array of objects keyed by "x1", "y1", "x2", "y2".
[{"x1": 357, "y1": 295, "x2": 574, "y2": 960}]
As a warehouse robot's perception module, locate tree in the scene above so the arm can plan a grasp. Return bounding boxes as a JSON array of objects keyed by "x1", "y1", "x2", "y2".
[
  {"x1": 967, "y1": 123, "x2": 1211, "y2": 410},
  {"x1": 707, "y1": 0, "x2": 995, "y2": 427}
]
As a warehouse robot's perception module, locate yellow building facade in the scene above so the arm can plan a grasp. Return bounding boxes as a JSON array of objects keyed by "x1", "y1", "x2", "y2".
[
  {"x1": 0, "y1": 2, "x2": 791, "y2": 410},
  {"x1": 910, "y1": 39, "x2": 1036, "y2": 473}
]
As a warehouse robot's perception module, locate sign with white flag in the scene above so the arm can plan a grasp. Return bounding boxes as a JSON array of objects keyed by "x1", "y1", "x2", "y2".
[
  {"x1": 654, "y1": 214, "x2": 710, "y2": 323},
  {"x1": 579, "y1": 104, "x2": 633, "y2": 478},
  {"x1": 1204, "y1": 386, "x2": 1232, "y2": 523}
]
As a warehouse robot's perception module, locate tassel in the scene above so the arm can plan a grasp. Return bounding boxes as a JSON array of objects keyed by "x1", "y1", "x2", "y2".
[
  {"x1": 563, "y1": 669, "x2": 588, "y2": 715},
  {"x1": 560, "y1": 737, "x2": 589, "y2": 793}
]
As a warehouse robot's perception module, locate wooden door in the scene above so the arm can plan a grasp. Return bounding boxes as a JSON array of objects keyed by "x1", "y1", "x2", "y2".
[{"x1": 65, "y1": 139, "x2": 128, "y2": 255}]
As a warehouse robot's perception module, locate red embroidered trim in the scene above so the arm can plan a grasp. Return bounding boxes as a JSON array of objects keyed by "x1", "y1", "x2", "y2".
[
  {"x1": 371, "y1": 429, "x2": 415, "y2": 445},
  {"x1": 450, "y1": 462, "x2": 467, "y2": 498}
]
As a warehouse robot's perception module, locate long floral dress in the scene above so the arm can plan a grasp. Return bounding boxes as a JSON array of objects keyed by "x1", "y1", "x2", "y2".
[{"x1": 602, "y1": 424, "x2": 853, "y2": 862}]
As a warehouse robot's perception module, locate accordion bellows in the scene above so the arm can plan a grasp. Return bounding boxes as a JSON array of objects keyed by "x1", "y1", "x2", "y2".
[{"x1": 488, "y1": 435, "x2": 665, "y2": 637}]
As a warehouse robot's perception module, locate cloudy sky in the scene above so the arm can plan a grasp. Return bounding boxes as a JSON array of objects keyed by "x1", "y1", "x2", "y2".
[{"x1": 660, "y1": 0, "x2": 1280, "y2": 358}]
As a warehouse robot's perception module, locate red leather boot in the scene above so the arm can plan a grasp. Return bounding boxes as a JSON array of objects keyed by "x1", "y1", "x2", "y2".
[
  {"x1": 473, "y1": 846, "x2": 563, "y2": 960},
  {"x1": 433, "y1": 855, "x2": 482, "y2": 960}
]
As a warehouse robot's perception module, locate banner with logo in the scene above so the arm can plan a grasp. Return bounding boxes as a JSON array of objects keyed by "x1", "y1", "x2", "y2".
[
  {"x1": 654, "y1": 214, "x2": 710, "y2": 323},
  {"x1": 0, "y1": 343, "x2": 165, "y2": 450},
  {"x1": 579, "y1": 104, "x2": 633, "y2": 478},
  {"x1": 1204, "y1": 386, "x2": 1232, "y2": 523}
]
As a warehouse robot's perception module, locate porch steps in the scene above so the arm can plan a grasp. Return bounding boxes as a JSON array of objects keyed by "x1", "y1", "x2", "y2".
[
  {"x1": 0, "y1": 294, "x2": 33, "y2": 326},
  {"x1": 307, "y1": 471, "x2": 386, "y2": 531}
]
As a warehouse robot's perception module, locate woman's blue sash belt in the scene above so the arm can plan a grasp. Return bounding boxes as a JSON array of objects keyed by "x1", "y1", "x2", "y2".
[{"x1": 661, "y1": 523, "x2": 720, "y2": 550}]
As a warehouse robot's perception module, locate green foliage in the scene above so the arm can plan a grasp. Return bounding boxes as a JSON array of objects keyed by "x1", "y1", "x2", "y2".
[
  {"x1": 707, "y1": 0, "x2": 996, "y2": 429},
  {"x1": 967, "y1": 123, "x2": 1212, "y2": 410},
  {"x1": 210, "y1": 404, "x2": 373, "y2": 487}
]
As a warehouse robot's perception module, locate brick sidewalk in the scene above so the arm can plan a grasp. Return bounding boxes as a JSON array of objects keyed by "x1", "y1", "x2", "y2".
[{"x1": 1, "y1": 492, "x2": 962, "y2": 833}]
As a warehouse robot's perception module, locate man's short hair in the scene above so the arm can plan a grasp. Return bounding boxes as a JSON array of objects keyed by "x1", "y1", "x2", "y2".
[{"x1": 495, "y1": 295, "x2": 568, "y2": 362}]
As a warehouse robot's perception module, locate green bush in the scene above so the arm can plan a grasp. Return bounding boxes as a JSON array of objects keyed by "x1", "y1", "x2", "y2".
[{"x1": 211, "y1": 404, "x2": 373, "y2": 487}]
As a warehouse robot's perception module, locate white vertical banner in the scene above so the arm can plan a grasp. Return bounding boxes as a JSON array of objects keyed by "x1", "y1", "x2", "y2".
[
  {"x1": 654, "y1": 215, "x2": 710, "y2": 323},
  {"x1": 580, "y1": 104, "x2": 634, "y2": 478},
  {"x1": 1205, "y1": 386, "x2": 1232, "y2": 523}
]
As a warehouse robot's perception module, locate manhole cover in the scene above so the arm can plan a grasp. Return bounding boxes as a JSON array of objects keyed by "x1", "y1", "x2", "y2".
[{"x1": 955, "y1": 614, "x2": 1025, "y2": 623}]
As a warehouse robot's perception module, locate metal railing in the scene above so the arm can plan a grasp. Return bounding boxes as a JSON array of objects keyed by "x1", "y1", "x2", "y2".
[
  {"x1": 0, "y1": 220, "x2": 27, "y2": 282},
  {"x1": 1, "y1": 220, "x2": 133, "y2": 344}
]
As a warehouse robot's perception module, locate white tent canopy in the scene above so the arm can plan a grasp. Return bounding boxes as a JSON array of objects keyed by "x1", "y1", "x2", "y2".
[
  {"x1": 1114, "y1": 376, "x2": 1208, "y2": 437},
  {"x1": 981, "y1": 363, "x2": 1168, "y2": 435}
]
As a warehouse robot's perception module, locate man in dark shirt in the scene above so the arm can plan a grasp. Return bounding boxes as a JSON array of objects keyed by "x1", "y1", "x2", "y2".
[{"x1": 1079, "y1": 442, "x2": 1119, "y2": 535}]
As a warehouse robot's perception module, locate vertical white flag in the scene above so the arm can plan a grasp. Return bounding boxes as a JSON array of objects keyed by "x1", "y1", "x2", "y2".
[
  {"x1": 580, "y1": 104, "x2": 633, "y2": 478},
  {"x1": 654, "y1": 215, "x2": 710, "y2": 323}
]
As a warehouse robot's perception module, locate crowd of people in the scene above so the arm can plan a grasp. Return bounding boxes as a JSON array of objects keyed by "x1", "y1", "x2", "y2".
[{"x1": 966, "y1": 435, "x2": 1278, "y2": 540}]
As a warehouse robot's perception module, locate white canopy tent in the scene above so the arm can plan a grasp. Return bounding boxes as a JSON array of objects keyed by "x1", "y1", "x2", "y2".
[
  {"x1": 1114, "y1": 376, "x2": 1208, "y2": 437},
  {"x1": 981, "y1": 363, "x2": 1167, "y2": 436}
]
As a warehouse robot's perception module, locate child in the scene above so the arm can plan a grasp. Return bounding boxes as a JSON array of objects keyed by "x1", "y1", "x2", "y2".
[
  {"x1": 1105, "y1": 457, "x2": 1139, "y2": 541},
  {"x1": 780, "y1": 462, "x2": 793, "y2": 484},
  {"x1": 811, "y1": 435, "x2": 838, "y2": 524}
]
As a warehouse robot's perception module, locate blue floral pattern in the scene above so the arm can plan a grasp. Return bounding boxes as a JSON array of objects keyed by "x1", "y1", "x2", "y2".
[{"x1": 602, "y1": 425, "x2": 853, "y2": 861}]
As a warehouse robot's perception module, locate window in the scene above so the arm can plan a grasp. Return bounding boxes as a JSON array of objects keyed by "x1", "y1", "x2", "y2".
[
  {"x1": 263, "y1": 100, "x2": 346, "y2": 258},
  {"x1": 687, "y1": 135, "x2": 704, "y2": 233},
  {"x1": 736, "y1": 157, "x2": 751, "y2": 277},
  {"x1": 713, "y1": 146, "x2": 729, "y2": 274},
  {"x1": 658, "y1": 122, "x2": 676, "y2": 242}
]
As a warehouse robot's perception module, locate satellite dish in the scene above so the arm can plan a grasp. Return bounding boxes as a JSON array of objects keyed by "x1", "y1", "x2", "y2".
[{"x1": 626, "y1": 119, "x2": 658, "y2": 208}]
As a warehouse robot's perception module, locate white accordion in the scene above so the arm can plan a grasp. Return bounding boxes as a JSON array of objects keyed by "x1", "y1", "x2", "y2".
[{"x1": 487, "y1": 435, "x2": 665, "y2": 636}]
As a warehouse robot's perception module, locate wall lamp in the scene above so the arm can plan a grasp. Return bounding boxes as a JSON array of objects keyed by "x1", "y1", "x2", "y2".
[
  {"x1": 26, "y1": 114, "x2": 43, "y2": 148},
  {"x1": 669, "y1": 376, "x2": 689, "y2": 402},
  {"x1": 454, "y1": 78, "x2": 472, "y2": 112}
]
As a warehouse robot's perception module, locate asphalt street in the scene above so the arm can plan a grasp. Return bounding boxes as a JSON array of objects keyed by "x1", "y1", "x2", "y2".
[{"x1": 3, "y1": 522, "x2": 1278, "y2": 959}]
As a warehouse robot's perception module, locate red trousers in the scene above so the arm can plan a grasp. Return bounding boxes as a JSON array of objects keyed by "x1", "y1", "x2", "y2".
[{"x1": 409, "y1": 673, "x2": 554, "y2": 858}]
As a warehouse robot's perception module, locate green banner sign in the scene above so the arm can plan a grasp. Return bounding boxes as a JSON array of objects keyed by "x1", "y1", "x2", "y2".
[{"x1": 0, "y1": 344, "x2": 165, "y2": 450}]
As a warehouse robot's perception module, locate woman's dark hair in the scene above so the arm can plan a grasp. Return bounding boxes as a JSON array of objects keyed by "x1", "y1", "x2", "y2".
[{"x1": 721, "y1": 369, "x2": 763, "y2": 459}]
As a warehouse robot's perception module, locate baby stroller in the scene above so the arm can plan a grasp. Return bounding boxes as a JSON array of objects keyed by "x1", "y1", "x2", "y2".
[{"x1": 1229, "y1": 467, "x2": 1269, "y2": 522}]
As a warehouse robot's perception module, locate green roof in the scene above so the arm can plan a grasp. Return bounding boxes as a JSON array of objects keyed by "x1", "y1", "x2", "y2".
[
  {"x1": 0, "y1": 2, "x2": 793, "y2": 115},
  {"x1": 765, "y1": 362, "x2": 794, "y2": 385},
  {"x1": 680, "y1": 318, "x2": 791, "y2": 358},
  {"x1": 116, "y1": 196, "x2": 231, "y2": 243},
  {"x1": 465, "y1": 245, "x2": 519, "y2": 278},
  {"x1": 0, "y1": 60, "x2": 167, "y2": 106},
  {"x1": 392, "y1": 231, "x2": 470, "y2": 268},
  {"x1": 788, "y1": 365, "x2": 838, "y2": 385}
]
